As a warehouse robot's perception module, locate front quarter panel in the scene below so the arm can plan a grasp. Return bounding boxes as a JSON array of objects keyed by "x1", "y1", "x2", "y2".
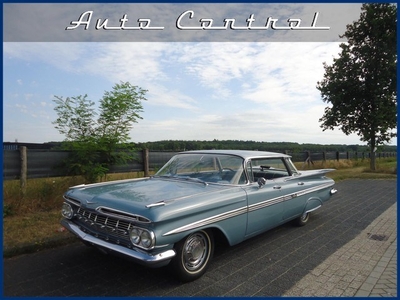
[{"x1": 153, "y1": 186, "x2": 248, "y2": 247}]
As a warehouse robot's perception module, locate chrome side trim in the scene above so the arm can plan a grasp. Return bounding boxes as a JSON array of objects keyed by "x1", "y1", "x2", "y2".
[
  {"x1": 248, "y1": 182, "x2": 334, "y2": 212},
  {"x1": 305, "y1": 205, "x2": 322, "y2": 214},
  {"x1": 163, "y1": 206, "x2": 248, "y2": 236},
  {"x1": 61, "y1": 219, "x2": 175, "y2": 267},
  {"x1": 164, "y1": 182, "x2": 335, "y2": 236},
  {"x1": 295, "y1": 182, "x2": 335, "y2": 197},
  {"x1": 248, "y1": 195, "x2": 283, "y2": 212}
]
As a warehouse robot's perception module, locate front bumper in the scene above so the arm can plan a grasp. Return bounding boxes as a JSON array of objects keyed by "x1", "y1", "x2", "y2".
[{"x1": 61, "y1": 219, "x2": 176, "y2": 268}]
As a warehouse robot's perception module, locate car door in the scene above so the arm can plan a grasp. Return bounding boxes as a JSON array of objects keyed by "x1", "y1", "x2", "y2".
[
  {"x1": 243, "y1": 158, "x2": 290, "y2": 238},
  {"x1": 281, "y1": 177, "x2": 310, "y2": 220},
  {"x1": 280, "y1": 157, "x2": 314, "y2": 220}
]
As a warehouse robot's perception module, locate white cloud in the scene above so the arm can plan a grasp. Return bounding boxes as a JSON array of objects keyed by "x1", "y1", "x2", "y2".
[
  {"x1": 3, "y1": 41, "x2": 379, "y2": 145},
  {"x1": 147, "y1": 85, "x2": 199, "y2": 111}
]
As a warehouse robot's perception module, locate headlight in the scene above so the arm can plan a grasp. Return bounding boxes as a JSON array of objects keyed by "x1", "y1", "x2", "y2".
[
  {"x1": 129, "y1": 227, "x2": 155, "y2": 250},
  {"x1": 130, "y1": 228, "x2": 141, "y2": 244},
  {"x1": 141, "y1": 231, "x2": 153, "y2": 248},
  {"x1": 61, "y1": 202, "x2": 74, "y2": 219}
]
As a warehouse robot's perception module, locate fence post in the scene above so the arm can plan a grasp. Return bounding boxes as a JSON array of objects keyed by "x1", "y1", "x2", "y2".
[
  {"x1": 142, "y1": 148, "x2": 149, "y2": 177},
  {"x1": 336, "y1": 151, "x2": 340, "y2": 161},
  {"x1": 20, "y1": 146, "x2": 27, "y2": 195},
  {"x1": 303, "y1": 151, "x2": 314, "y2": 167}
]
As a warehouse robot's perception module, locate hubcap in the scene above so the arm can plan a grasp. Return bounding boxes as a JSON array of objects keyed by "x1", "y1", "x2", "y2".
[
  {"x1": 183, "y1": 233, "x2": 208, "y2": 272},
  {"x1": 301, "y1": 213, "x2": 309, "y2": 222}
]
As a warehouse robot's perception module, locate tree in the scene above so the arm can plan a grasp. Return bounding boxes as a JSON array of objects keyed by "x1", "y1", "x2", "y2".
[
  {"x1": 53, "y1": 81, "x2": 147, "y2": 182},
  {"x1": 317, "y1": 3, "x2": 397, "y2": 170}
]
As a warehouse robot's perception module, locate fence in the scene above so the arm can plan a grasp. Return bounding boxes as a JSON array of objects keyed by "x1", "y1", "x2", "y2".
[
  {"x1": 2, "y1": 147, "x2": 397, "y2": 181},
  {"x1": 3, "y1": 148, "x2": 177, "y2": 181}
]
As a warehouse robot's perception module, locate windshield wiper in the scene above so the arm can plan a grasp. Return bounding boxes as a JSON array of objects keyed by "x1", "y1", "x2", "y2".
[
  {"x1": 182, "y1": 177, "x2": 208, "y2": 186},
  {"x1": 153, "y1": 175, "x2": 208, "y2": 186}
]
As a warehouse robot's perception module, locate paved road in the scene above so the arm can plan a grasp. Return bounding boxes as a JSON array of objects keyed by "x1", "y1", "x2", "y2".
[
  {"x1": 284, "y1": 201, "x2": 397, "y2": 296},
  {"x1": 3, "y1": 179, "x2": 396, "y2": 297}
]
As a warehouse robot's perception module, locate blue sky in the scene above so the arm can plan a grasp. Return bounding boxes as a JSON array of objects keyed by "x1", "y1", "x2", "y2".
[{"x1": 4, "y1": 3, "x2": 394, "y2": 146}]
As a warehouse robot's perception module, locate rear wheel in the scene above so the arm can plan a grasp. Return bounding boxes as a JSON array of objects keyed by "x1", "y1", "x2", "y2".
[
  {"x1": 170, "y1": 230, "x2": 214, "y2": 282},
  {"x1": 294, "y1": 212, "x2": 310, "y2": 226}
]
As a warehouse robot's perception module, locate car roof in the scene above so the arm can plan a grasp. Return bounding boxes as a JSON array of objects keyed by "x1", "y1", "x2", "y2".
[{"x1": 178, "y1": 150, "x2": 291, "y2": 160}]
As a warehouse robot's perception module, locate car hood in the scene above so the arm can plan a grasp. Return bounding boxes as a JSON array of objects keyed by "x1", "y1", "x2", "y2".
[{"x1": 65, "y1": 176, "x2": 230, "y2": 212}]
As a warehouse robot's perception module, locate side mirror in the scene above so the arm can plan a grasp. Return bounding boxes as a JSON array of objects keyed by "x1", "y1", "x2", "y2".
[{"x1": 257, "y1": 177, "x2": 267, "y2": 188}]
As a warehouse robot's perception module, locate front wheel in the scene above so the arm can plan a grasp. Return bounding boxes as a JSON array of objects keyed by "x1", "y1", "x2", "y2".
[
  {"x1": 170, "y1": 230, "x2": 214, "y2": 282},
  {"x1": 294, "y1": 212, "x2": 310, "y2": 226}
]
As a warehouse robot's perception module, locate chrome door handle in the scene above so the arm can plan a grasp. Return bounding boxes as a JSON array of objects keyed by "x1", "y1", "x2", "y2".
[
  {"x1": 273, "y1": 185, "x2": 281, "y2": 189},
  {"x1": 298, "y1": 182, "x2": 304, "y2": 185}
]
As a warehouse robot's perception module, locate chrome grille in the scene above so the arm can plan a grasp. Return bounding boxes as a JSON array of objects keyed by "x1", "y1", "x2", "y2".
[{"x1": 75, "y1": 207, "x2": 132, "y2": 243}]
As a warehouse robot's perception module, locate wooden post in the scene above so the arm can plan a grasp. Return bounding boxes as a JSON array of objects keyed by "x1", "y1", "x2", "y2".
[
  {"x1": 302, "y1": 151, "x2": 314, "y2": 168},
  {"x1": 142, "y1": 148, "x2": 149, "y2": 177},
  {"x1": 20, "y1": 146, "x2": 27, "y2": 195}
]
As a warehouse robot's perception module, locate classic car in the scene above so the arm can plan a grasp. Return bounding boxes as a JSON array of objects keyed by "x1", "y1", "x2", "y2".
[{"x1": 61, "y1": 150, "x2": 337, "y2": 281}]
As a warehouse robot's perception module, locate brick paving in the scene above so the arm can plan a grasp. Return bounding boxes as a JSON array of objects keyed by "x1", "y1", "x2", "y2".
[
  {"x1": 284, "y1": 202, "x2": 397, "y2": 297},
  {"x1": 357, "y1": 237, "x2": 397, "y2": 297}
]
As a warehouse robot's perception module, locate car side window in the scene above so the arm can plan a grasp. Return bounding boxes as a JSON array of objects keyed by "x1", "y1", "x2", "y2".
[{"x1": 250, "y1": 158, "x2": 290, "y2": 182}]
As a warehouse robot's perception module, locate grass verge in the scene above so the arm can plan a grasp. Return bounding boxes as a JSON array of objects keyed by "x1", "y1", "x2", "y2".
[{"x1": 3, "y1": 158, "x2": 396, "y2": 257}]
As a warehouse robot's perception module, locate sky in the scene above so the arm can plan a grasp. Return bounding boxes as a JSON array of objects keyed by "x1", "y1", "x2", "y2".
[{"x1": 3, "y1": 3, "x2": 395, "y2": 146}]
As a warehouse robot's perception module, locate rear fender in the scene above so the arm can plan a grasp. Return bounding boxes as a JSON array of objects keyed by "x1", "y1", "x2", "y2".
[{"x1": 303, "y1": 197, "x2": 323, "y2": 214}]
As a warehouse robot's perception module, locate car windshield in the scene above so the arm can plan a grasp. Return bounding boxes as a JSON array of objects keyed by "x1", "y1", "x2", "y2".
[{"x1": 155, "y1": 153, "x2": 246, "y2": 185}]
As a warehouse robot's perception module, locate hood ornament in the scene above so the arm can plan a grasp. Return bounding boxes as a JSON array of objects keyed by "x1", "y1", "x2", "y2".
[
  {"x1": 146, "y1": 201, "x2": 166, "y2": 208},
  {"x1": 85, "y1": 199, "x2": 97, "y2": 205}
]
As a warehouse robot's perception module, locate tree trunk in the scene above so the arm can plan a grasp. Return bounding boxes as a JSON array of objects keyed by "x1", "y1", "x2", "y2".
[
  {"x1": 370, "y1": 150, "x2": 376, "y2": 171},
  {"x1": 370, "y1": 138, "x2": 376, "y2": 171}
]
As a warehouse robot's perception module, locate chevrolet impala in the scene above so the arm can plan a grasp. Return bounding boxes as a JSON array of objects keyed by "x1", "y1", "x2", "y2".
[{"x1": 61, "y1": 150, "x2": 337, "y2": 281}]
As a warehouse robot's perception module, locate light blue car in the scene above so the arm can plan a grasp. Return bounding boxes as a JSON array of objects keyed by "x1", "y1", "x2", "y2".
[{"x1": 61, "y1": 150, "x2": 337, "y2": 281}]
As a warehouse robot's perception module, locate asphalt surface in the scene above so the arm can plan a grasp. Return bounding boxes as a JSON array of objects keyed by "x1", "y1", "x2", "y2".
[{"x1": 3, "y1": 179, "x2": 397, "y2": 297}]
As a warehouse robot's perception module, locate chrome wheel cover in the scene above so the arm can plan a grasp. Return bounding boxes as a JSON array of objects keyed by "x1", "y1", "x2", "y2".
[
  {"x1": 300, "y1": 212, "x2": 309, "y2": 222},
  {"x1": 182, "y1": 232, "x2": 209, "y2": 272}
]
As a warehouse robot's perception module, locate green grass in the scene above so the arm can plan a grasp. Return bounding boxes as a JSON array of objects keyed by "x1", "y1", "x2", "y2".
[
  {"x1": 3, "y1": 158, "x2": 396, "y2": 256},
  {"x1": 295, "y1": 157, "x2": 397, "y2": 182},
  {"x1": 3, "y1": 171, "x2": 151, "y2": 256}
]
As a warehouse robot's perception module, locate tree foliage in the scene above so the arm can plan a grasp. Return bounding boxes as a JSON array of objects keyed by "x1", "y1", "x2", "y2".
[
  {"x1": 53, "y1": 82, "x2": 147, "y2": 182},
  {"x1": 136, "y1": 139, "x2": 396, "y2": 153},
  {"x1": 317, "y1": 3, "x2": 397, "y2": 170}
]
